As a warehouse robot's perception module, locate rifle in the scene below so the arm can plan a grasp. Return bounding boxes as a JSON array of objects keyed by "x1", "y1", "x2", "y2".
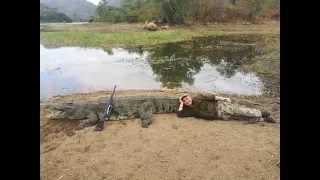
[{"x1": 94, "y1": 85, "x2": 117, "y2": 131}]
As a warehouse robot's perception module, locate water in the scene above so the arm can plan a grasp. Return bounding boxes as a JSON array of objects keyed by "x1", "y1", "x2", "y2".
[{"x1": 40, "y1": 36, "x2": 263, "y2": 99}]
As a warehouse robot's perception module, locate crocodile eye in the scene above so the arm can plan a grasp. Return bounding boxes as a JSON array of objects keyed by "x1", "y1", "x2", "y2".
[{"x1": 65, "y1": 102, "x2": 73, "y2": 105}]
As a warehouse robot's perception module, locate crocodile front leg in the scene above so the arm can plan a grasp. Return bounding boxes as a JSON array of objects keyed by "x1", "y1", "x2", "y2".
[
  {"x1": 74, "y1": 111, "x2": 99, "y2": 131},
  {"x1": 138, "y1": 101, "x2": 155, "y2": 128}
]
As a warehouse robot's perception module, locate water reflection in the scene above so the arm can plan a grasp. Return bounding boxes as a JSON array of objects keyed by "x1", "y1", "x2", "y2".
[
  {"x1": 146, "y1": 43, "x2": 204, "y2": 89},
  {"x1": 126, "y1": 36, "x2": 257, "y2": 88},
  {"x1": 40, "y1": 36, "x2": 263, "y2": 99}
]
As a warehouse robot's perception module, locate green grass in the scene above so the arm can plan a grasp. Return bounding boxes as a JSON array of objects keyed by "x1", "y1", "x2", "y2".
[{"x1": 40, "y1": 29, "x2": 280, "y2": 49}]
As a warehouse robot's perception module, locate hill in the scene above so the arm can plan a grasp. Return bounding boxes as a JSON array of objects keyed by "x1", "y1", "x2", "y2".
[
  {"x1": 40, "y1": 0, "x2": 96, "y2": 21},
  {"x1": 40, "y1": 3, "x2": 73, "y2": 23}
]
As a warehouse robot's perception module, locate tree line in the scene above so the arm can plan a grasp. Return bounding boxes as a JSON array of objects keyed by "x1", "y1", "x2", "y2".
[{"x1": 90, "y1": 0, "x2": 280, "y2": 24}]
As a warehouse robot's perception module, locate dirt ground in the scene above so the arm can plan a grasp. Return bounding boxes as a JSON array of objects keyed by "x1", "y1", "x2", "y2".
[{"x1": 40, "y1": 90, "x2": 280, "y2": 180}]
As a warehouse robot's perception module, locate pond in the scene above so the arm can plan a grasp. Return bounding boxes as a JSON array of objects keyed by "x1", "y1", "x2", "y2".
[{"x1": 40, "y1": 36, "x2": 263, "y2": 100}]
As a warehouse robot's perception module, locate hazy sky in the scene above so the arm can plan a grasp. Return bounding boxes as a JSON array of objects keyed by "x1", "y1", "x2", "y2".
[{"x1": 87, "y1": 0, "x2": 100, "y2": 5}]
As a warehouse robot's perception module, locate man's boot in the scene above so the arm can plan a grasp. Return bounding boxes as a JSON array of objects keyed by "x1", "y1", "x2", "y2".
[
  {"x1": 264, "y1": 116, "x2": 276, "y2": 123},
  {"x1": 261, "y1": 111, "x2": 271, "y2": 117}
]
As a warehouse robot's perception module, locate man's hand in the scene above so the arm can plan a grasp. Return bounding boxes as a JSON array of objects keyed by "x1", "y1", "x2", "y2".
[
  {"x1": 179, "y1": 94, "x2": 188, "y2": 104},
  {"x1": 224, "y1": 98, "x2": 231, "y2": 103},
  {"x1": 216, "y1": 96, "x2": 231, "y2": 103},
  {"x1": 179, "y1": 94, "x2": 188, "y2": 111}
]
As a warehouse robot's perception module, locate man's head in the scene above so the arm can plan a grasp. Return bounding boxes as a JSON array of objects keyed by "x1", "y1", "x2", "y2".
[{"x1": 181, "y1": 94, "x2": 192, "y2": 106}]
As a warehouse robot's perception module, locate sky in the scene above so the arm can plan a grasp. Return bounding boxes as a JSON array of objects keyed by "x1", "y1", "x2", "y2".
[{"x1": 87, "y1": 0, "x2": 100, "y2": 5}]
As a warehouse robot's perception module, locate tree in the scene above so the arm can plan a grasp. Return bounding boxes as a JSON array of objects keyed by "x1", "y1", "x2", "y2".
[
  {"x1": 95, "y1": 0, "x2": 109, "y2": 21},
  {"x1": 249, "y1": 0, "x2": 279, "y2": 20},
  {"x1": 160, "y1": 0, "x2": 191, "y2": 25}
]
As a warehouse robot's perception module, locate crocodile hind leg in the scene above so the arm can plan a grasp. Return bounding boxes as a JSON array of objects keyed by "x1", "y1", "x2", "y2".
[
  {"x1": 74, "y1": 112, "x2": 99, "y2": 131},
  {"x1": 138, "y1": 101, "x2": 155, "y2": 128}
]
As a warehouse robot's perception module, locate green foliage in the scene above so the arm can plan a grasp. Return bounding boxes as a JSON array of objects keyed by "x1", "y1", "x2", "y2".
[
  {"x1": 40, "y1": 30, "x2": 226, "y2": 48},
  {"x1": 94, "y1": 0, "x2": 126, "y2": 23},
  {"x1": 250, "y1": 0, "x2": 265, "y2": 16},
  {"x1": 40, "y1": 28, "x2": 279, "y2": 49},
  {"x1": 249, "y1": 0, "x2": 279, "y2": 19},
  {"x1": 126, "y1": 10, "x2": 139, "y2": 23},
  {"x1": 108, "y1": 10, "x2": 126, "y2": 23},
  {"x1": 91, "y1": 0, "x2": 280, "y2": 24},
  {"x1": 160, "y1": 0, "x2": 191, "y2": 24}
]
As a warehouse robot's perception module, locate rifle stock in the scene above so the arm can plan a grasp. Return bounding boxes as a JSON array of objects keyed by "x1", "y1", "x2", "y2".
[{"x1": 94, "y1": 85, "x2": 117, "y2": 131}]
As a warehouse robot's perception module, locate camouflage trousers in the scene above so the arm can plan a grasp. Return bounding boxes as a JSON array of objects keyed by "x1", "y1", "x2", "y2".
[{"x1": 216, "y1": 101, "x2": 264, "y2": 122}]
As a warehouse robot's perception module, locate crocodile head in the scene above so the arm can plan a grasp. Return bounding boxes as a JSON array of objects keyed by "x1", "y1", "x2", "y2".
[{"x1": 43, "y1": 102, "x2": 79, "y2": 119}]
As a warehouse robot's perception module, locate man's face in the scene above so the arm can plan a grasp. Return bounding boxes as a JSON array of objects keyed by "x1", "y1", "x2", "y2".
[{"x1": 182, "y1": 96, "x2": 192, "y2": 106}]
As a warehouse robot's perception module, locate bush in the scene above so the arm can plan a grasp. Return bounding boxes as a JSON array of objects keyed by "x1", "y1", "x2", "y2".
[
  {"x1": 126, "y1": 10, "x2": 139, "y2": 23},
  {"x1": 138, "y1": 3, "x2": 160, "y2": 23},
  {"x1": 210, "y1": 0, "x2": 229, "y2": 22},
  {"x1": 108, "y1": 11, "x2": 126, "y2": 23}
]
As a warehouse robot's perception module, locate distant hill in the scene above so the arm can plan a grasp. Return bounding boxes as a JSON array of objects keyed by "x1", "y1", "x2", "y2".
[
  {"x1": 40, "y1": 3, "x2": 73, "y2": 23},
  {"x1": 40, "y1": 0, "x2": 96, "y2": 21}
]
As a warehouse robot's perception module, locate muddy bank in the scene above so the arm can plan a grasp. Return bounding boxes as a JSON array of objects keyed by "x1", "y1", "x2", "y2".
[{"x1": 40, "y1": 98, "x2": 280, "y2": 180}]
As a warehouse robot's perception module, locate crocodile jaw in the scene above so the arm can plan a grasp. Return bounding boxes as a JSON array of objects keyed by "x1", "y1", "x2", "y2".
[{"x1": 47, "y1": 110, "x2": 68, "y2": 119}]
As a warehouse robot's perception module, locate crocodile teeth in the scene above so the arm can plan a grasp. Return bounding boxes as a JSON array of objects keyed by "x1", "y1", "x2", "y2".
[{"x1": 47, "y1": 111, "x2": 64, "y2": 119}]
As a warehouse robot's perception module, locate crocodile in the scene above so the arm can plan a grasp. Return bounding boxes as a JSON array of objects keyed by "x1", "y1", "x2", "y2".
[{"x1": 42, "y1": 95, "x2": 180, "y2": 130}]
